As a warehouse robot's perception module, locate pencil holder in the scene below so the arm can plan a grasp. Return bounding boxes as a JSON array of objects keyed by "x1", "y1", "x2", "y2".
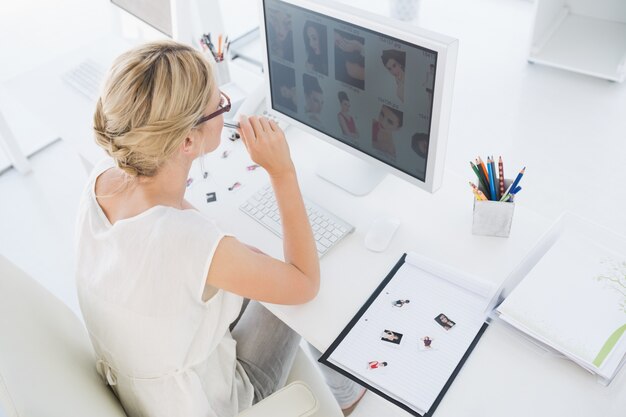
[
  {"x1": 472, "y1": 179, "x2": 515, "y2": 237},
  {"x1": 212, "y1": 59, "x2": 231, "y2": 86}
]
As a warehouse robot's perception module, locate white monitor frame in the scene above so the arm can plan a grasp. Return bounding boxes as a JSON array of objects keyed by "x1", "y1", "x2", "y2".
[
  {"x1": 111, "y1": 0, "x2": 224, "y2": 49},
  {"x1": 258, "y1": 0, "x2": 458, "y2": 193}
]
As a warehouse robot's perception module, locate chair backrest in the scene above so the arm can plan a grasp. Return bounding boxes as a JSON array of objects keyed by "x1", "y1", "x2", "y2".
[{"x1": 0, "y1": 255, "x2": 127, "y2": 417}]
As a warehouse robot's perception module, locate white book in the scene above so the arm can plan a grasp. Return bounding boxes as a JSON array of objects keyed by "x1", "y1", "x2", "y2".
[
  {"x1": 320, "y1": 252, "x2": 495, "y2": 416},
  {"x1": 496, "y1": 214, "x2": 626, "y2": 384}
]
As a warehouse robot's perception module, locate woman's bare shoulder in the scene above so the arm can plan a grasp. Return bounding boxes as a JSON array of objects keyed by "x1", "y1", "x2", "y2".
[
  {"x1": 94, "y1": 168, "x2": 134, "y2": 223},
  {"x1": 95, "y1": 167, "x2": 126, "y2": 193}
]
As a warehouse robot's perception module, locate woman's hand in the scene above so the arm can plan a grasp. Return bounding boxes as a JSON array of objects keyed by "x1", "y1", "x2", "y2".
[
  {"x1": 335, "y1": 35, "x2": 363, "y2": 53},
  {"x1": 239, "y1": 115, "x2": 295, "y2": 179}
]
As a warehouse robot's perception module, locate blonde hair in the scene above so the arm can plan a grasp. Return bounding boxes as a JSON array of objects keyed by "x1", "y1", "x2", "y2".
[{"x1": 94, "y1": 40, "x2": 215, "y2": 177}]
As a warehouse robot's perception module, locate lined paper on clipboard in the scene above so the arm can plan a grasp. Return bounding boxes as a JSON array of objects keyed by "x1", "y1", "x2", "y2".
[{"x1": 320, "y1": 253, "x2": 494, "y2": 416}]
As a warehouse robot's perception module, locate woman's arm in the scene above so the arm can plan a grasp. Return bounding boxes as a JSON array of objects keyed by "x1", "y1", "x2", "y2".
[{"x1": 205, "y1": 116, "x2": 320, "y2": 305}]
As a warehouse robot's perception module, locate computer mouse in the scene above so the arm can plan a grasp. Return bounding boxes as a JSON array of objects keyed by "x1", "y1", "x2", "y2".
[{"x1": 364, "y1": 216, "x2": 401, "y2": 252}]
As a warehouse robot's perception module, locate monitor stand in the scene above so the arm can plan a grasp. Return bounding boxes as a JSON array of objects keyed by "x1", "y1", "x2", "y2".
[{"x1": 316, "y1": 151, "x2": 386, "y2": 196}]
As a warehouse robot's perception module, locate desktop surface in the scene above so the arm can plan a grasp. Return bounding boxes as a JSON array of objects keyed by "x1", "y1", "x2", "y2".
[
  {"x1": 184, "y1": 121, "x2": 626, "y2": 417},
  {"x1": 185, "y1": 121, "x2": 550, "y2": 347},
  {"x1": 2, "y1": 36, "x2": 140, "y2": 167}
]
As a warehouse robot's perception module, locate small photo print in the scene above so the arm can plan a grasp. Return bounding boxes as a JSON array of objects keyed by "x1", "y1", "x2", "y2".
[
  {"x1": 205, "y1": 192, "x2": 217, "y2": 203},
  {"x1": 391, "y1": 299, "x2": 410, "y2": 308},
  {"x1": 434, "y1": 313, "x2": 456, "y2": 331},
  {"x1": 367, "y1": 360, "x2": 388, "y2": 370},
  {"x1": 381, "y1": 329, "x2": 403, "y2": 345},
  {"x1": 419, "y1": 336, "x2": 436, "y2": 351}
]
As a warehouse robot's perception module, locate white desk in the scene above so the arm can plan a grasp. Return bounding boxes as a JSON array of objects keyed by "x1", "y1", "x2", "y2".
[
  {"x1": 181, "y1": 121, "x2": 626, "y2": 416},
  {"x1": 1, "y1": 37, "x2": 142, "y2": 169},
  {"x1": 0, "y1": 107, "x2": 32, "y2": 174},
  {"x1": 178, "y1": 5, "x2": 626, "y2": 403}
]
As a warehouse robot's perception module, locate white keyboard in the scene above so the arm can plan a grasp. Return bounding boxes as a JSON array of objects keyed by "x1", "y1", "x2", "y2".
[
  {"x1": 62, "y1": 59, "x2": 105, "y2": 101},
  {"x1": 240, "y1": 185, "x2": 355, "y2": 257}
]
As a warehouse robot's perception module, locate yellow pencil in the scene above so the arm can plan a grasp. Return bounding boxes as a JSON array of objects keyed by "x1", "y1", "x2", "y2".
[{"x1": 469, "y1": 181, "x2": 488, "y2": 200}]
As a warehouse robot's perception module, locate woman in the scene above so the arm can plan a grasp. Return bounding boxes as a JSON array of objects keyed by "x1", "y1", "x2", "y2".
[
  {"x1": 337, "y1": 91, "x2": 358, "y2": 139},
  {"x1": 303, "y1": 73, "x2": 324, "y2": 125},
  {"x1": 381, "y1": 49, "x2": 406, "y2": 102},
  {"x1": 371, "y1": 105, "x2": 403, "y2": 160},
  {"x1": 270, "y1": 61, "x2": 297, "y2": 112},
  {"x1": 267, "y1": 8, "x2": 294, "y2": 62},
  {"x1": 303, "y1": 21, "x2": 328, "y2": 75},
  {"x1": 411, "y1": 132, "x2": 429, "y2": 158},
  {"x1": 392, "y1": 299, "x2": 410, "y2": 307},
  {"x1": 367, "y1": 361, "x2": 388, "y2": 370},
  {"x1": 75, "y1": 40, "x2": 364, "y2": 417}
]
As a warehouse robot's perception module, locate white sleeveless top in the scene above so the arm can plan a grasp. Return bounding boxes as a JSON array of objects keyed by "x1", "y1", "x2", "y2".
[{"x1": 75, "y1": 159, "x2": 254, "y2": 417}]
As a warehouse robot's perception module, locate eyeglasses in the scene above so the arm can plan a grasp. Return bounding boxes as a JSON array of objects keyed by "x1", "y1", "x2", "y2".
[{"x1": 194, "y1": 91, "x2": 231, "y2": 127}]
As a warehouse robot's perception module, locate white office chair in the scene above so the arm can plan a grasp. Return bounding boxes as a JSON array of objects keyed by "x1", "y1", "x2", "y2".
[{"x1": 0, "y1": 255, "x2": 343, "y2": 417}]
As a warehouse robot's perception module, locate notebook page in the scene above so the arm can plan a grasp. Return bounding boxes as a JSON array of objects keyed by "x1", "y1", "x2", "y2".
[
  {"x1": 406, "y1": 252, "x2": 494, "y2": 300},
  {"x1": 327, "y1": 261, "x2": 488, "y2": 413},
  {"x1": 497, "y1": 231, "x2": 626, "y2": 379}
]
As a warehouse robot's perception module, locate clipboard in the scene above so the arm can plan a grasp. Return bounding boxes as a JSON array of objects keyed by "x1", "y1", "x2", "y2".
[{"x1": 319, "y1": 253, "x2": 492, "y2": 416}]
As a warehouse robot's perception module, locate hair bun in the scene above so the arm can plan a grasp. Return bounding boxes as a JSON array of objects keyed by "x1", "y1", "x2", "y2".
[{"x1": 92, "y1": 40, "x2": 215, "y2": 178}]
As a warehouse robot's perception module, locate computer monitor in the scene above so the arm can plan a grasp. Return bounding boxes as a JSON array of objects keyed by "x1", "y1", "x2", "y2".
[
  {"x1": 111, "y1": 0, "x2": 174, "y2": 37},
  {"x1": 110, "y1": 0, "x2": 225, "y2": 48},
  {"x1": 259, "y1": 0, "x2": 458, "y2": 194}
]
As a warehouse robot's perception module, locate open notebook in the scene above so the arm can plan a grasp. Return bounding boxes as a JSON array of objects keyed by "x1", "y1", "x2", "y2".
[
  {"x1": 320, "y1": 253, "x2": 495, "y2": 416},
  {"x1": 496, "y1": 215, "x2": 626, "y2": 384}
]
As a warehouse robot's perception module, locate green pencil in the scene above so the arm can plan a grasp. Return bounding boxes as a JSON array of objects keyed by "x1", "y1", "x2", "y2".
[{"x1": 470, "y1": 161, "x2": 490, "y2": 199}]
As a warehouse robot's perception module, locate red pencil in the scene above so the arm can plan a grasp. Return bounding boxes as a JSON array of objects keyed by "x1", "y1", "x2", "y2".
[{"x1": 498, "y1": 156, "x2": 505, "y2": 199}]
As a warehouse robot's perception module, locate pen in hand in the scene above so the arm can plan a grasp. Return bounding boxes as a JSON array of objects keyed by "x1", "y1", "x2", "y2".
[{"x1": 224, "y1": 121, "x2": 240, "y2": 129}]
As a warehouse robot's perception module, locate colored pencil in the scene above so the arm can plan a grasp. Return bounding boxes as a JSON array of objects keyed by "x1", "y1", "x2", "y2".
[
  {"x1": 470, "y1": 161, "x2": 480, "y2": 178},
  {"x1": 499, "y1": 182, "x2": 514, "y2": 202},
  {"x1": 469, "y1": 186, "x2": 482, "y2": 200},
  {"x1": 510, "y1": 167, "x2": 526, "y2": 193},
  {"x1": 498, "y1": 156, "x2": 505, "y2": 200},
  {"x1": 487, "y1": 157, "x2": 497, "y2": 201},
  {"x1": 489, "y1": 156, "x2": 498, "y2": 199},
  {"x1": 470, "y1": 161, "x2": 490, "y2": 196},
  {"x1": 476, "y1": 157, "x2": 491, "y2": 199},
  {"x1": 477, "y1": 157, "x2": 489, "y2": 185},
  {"x1": 469, "y1": 182, "x2": 488, "y2": 200},
  {"x1": 478, "y1": 163, "x2": 491, "y2": 195}
]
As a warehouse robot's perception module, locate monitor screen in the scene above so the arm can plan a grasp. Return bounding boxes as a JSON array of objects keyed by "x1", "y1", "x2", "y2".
[{"x1": 263, "y1": 0, "x2": 437, "y2": 182}]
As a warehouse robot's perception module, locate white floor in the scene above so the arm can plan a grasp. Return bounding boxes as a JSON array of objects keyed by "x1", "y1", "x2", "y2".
[{"x1": 1, "y1": 0, "x2": 626, "y2": 416}]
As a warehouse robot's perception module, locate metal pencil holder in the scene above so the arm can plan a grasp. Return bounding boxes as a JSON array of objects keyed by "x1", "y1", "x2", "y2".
[{"x1": 472, "y1": 179, "x2": 515, "y2": 237}]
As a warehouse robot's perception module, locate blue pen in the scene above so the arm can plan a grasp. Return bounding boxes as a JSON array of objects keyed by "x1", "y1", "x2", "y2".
[
  {"x1": 510, "y1": 167, "x2": 526, "y2": 193},
  {"x1": 487, "y1": 157, "x2": 497, "y2": 201}
]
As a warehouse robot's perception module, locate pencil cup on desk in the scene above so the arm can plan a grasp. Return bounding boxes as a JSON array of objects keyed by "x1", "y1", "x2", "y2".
[
  {"x1": 212, "y1": 59, "x2": 231, "y2": 86},
  {"x1": 472, "y1": 179, "x2": 515, "y2": 237}
]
